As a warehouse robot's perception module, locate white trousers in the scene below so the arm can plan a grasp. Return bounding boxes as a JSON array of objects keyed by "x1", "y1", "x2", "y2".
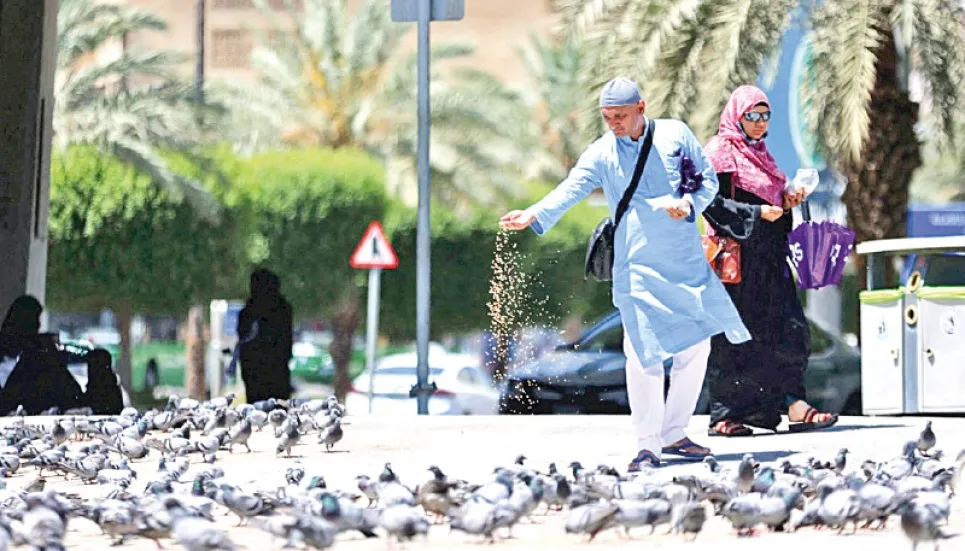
[{"x1": 624, "y1": 331, "x2": 711, "y2": 459}]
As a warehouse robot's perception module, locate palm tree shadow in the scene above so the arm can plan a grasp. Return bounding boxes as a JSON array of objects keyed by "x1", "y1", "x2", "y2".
[
  {"x1": 659, "y1": 450, "x2": 799, "y2": 466},
  {"x1": 763, "y1": 423, "x2": 908, "y2": 435}
]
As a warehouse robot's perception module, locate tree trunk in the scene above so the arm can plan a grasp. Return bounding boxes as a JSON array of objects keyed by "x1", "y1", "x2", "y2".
[
  {"x1": 185, "y1": 305, "x2": 208, "y2": 400},
  {"x1": 328, "y1": 290, "x2": 360, "y2": 403},
  {"x1": 839, "y1": 26, "x2": 921, "y2": 344},
  {"x1": 115, "y1": 308, "x2": 134, "y2": 393}
]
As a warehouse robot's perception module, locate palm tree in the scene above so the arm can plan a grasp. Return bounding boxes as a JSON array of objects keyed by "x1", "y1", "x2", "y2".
[
  {"x1": 212, "y1": 0, "x2": 528, "y2": 211},
  {"x1": 516, "y1": 33, "x2": 607, "y2": 182},
  {"x1": 55, "y1": 0, "x2": 218, "y2": 217},
  {"x1": 553, "y1": 0, "x2": 965, "y2": 276},
  {"x1": 55, "y1": 0, "x2": 220, "y2": 392}
]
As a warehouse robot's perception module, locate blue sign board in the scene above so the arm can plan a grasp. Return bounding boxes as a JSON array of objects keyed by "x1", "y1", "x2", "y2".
[
  {"x1": 222, "y1": 302, "x2": 245, "y2": 338},
  {"x1": 907, "y1": 203, "x2": 965, "y2": 237}
]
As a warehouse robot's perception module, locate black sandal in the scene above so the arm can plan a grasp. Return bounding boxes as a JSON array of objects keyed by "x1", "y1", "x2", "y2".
[
  {"x1": 707, "y1": 420, "x2": 753, "y2": 437},
  {"x1": 788, "y1": 407, "x2": 838, "y2": 433}
]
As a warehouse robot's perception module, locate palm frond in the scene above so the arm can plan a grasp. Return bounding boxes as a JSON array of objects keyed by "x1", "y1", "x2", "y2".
[
  {"x1": 910, "y1": 0, "x2": 965, "y2": 145},
  {"x1": 550, "y1": 0, "x2": 631, "y2": 40},
  {"x1": 109, "y1": 137, "x2": 219, "y2": 218},
  {"x1": 803, "y1": 0, "x2": 888, "y2": 166},
  {"x1": 57, "y1": 0, "x2": 167, "y2": 69}
]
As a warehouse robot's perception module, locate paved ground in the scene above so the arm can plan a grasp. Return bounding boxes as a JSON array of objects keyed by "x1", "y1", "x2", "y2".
[{"x1": 5, "y1": 414, "x2": 963, "y2": 550}]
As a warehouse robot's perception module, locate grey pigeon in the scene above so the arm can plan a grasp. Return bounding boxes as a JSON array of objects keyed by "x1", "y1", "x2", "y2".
[
  {"x1": 246, "y1": 409, "x2": 269, "y2": 432},
  {"x1": 168, "y1": 509, "x2": 234, "y2": 551},
  {"x1": 917, "y1": 421, "x2": 936, "y2": 455},
  {"x1": 227, "y1": 419, "x2": 252, "y2": 453},
  {"x1": 276, "y1": 424, "x2": 300, "y2": 457},
  {"x1": 719, "y1": 494, "x2": 764, "y2": 536},
  {"x1": 672, "y1": 501, "x2": 706, "y2": 540},
  {"x1": 564, "y1": 501, "x2": 619, "y2": 541},
  {"x1": 612, "y1": 497, "x2": 672, "y2": 536},
  {"x1": 900, "y1": 498, "x2": 950, "y2": 551},
  {"x1": 736, "y1": 454, "x2": 756, "y2": 494},
  {"x1": 449, "y1": 499, "x2": 501, "y2": 542},
  {"x1": 857, "y1": 482, "x2": 899, "y2": 529},
  {"x1": 818, "y1": 488, "x2": 862, "y2": 534},
  {"x1": 319, "y1": 418, "x2": 343, "y2": 452},
  {"x1": 221, "y1": 486, "x2": 274, "y2": 525},
  {"x1": 378, "y1": 504, "x2": 429, "y2": 544}
]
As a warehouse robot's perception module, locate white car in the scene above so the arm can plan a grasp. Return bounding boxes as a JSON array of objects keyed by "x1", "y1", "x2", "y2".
[{"x1": 345, "y1": 348, "x2": 499, "y2": 416}]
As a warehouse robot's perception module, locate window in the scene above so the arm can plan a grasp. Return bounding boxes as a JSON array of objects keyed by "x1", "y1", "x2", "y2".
[
  {"x1": 212, "y1": 29, "x2": 252, "y2": 68},
  {"x1": 457, "y1": 367, "x2": 481, "y2": 386},
  {"x1": 266, "y1": 30, "x2": 292, "y2": 52},
  {"x1": 579, "y1": 324, "x2": 624, "y2": 353}
]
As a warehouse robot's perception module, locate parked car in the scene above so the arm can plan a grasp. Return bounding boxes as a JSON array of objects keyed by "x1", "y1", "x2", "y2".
[
  {"x1": 499, "y1": 310, "x2": 861, "y2": 416},
  {"x1": 346, "y1": 345, "x2": 499, "y2": 416},
  {"x1": 289, "y1": 341, "x2": 335, "y2": 383}
]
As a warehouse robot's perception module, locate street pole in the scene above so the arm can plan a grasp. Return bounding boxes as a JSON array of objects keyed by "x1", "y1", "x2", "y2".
[
  {"x1": 414, "y1": 0, "x2": 432, "y2": 415},
  {"x1": 365, "y1": 268, "x2": 382, "y2": 414},
  {"x1": 195, "y1": 0, "x2": 205, "y2": 104}
]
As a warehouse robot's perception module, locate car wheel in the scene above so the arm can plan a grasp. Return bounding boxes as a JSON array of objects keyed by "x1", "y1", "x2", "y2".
[{"x1": 842, "y1": 392, "x2": 862, "y2": 416}]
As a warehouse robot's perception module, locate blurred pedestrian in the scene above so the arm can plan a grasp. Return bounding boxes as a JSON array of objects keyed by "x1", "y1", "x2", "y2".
[
  {"x1": 499, "y1": 78, "x2": 751, "y2": 470},
  {"x1": 0, "y1": 295, "x2": 122, "y2": 414},
  {"x1": 237, "y1": 269, "x2": 294, "y2": 404},
  {"x1": 702, "y1": 85, "x2": 837, "y2": 436}
]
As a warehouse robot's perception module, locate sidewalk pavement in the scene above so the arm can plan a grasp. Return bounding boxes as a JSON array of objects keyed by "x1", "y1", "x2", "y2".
[{"x1": 5, "y1": 414, "x2": 962, "y2": 551}]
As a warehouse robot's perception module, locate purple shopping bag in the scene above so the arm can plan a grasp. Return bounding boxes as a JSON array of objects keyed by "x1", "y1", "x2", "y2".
[
  {"x1": 822, "y1": 223, "x2": 856, "y2": 286},
  {"x1": 786, "y1": 220, "x2": 855, "y2": 290}
]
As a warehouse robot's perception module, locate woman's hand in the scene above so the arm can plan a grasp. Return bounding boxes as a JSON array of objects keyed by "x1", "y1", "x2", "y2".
[
  {"x1": 499, "y1": 210, "x2": 536, "y2": 231},
  {"x1": 761, "y1": 205, "x2": 784, "y2": 222},
  {"x1": 782, "y1": 189, "x2": 806, "y2": 210}
]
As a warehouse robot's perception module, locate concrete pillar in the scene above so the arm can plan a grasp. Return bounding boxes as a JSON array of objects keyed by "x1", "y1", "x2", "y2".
[{"x1": 0, "y1": 0, "x2": 58, "y2": 317}]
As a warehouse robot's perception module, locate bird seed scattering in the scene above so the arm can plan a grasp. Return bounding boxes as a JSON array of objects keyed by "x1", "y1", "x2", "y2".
[{"x1": 485, "y1": 230, "x2": 562, "y2": 390}]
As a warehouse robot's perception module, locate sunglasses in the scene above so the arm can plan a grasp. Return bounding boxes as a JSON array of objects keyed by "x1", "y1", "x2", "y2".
[{"x1": 743, "y1": 110, "x2": 772, "y2": 122}]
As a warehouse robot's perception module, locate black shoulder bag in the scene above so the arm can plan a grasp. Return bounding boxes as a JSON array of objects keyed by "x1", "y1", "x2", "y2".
[{"x1": 584, "y1": 119, "x2": 656, "y2": 282}]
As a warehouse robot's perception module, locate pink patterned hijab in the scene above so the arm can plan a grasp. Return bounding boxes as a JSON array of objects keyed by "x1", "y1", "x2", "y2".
[{"x1": 705, "y1": 85, "x2": 786, "y2": 206}]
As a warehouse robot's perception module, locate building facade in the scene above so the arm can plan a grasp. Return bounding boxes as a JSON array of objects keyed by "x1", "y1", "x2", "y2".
[{"x1": 116, "y1": 0, "x2": 556, "y2": 86}]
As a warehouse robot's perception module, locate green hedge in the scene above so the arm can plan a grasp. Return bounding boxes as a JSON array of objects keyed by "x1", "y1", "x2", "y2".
[{"x1": 233, "y1": 147, "x2": 387, "y2": 318}]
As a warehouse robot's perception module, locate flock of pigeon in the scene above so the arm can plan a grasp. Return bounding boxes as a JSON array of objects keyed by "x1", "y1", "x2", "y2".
[{"x1": 0, "y1": 394, "x2": 959, "y2": 551}]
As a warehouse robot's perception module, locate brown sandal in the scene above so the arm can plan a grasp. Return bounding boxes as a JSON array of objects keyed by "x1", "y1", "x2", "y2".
[{"x1": 708, "y1": 420, "x2": 753, "y2": 437}]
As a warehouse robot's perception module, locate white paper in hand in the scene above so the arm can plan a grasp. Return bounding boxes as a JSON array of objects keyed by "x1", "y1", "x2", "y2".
[{"x1": 785, "y1": 168, "x2": 819, "y2": 195}]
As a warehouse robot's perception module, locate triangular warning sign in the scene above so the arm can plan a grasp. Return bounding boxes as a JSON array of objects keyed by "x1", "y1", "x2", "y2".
[{"x1": 350, "y1": 221, "x2": 398, "y2": 270}]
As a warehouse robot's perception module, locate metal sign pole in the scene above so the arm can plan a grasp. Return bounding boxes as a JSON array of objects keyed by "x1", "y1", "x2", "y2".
[
  {"x1": 414, "y1": 0, "x2": 432, "y2": 415},
  {"x1": 391, "y1": 0, "x2": 463, "y2": 415},
  {"x1": 365, "y1": 268, "x2": 382, "y2": 414}
]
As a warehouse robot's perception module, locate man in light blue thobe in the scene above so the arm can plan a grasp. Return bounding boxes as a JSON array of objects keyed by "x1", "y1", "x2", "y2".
[{"x1": 500, "y1": 78, "x2": 751, "y2": 470}]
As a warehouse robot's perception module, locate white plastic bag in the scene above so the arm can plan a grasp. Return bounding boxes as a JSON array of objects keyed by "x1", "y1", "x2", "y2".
[{"x1": 784, "y1": 168, "x2": 819, "y2": 195}]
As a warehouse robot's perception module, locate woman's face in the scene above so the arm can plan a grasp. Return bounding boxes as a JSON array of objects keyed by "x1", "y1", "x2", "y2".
[{"x1": 740, "y1": 104, "x2": 770, "y2": 140}]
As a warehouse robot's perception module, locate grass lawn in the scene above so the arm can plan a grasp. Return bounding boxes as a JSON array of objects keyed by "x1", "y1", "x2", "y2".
[{"x1": 105, "y1": 341, "x2": 380, "y2": 392}]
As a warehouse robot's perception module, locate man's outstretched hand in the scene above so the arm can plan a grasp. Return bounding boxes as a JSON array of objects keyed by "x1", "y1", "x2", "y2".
[
  {"x1": 499, "y1": 210, "x2": 536, "y2": 231},
  {"x1": 664, "y1": 198, "x2": 692, "y2": 220}
]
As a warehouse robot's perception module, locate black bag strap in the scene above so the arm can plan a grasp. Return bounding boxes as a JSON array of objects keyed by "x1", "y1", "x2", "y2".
[{"x1": 614, "y1": 118, "x2": 656, "y2": 229}]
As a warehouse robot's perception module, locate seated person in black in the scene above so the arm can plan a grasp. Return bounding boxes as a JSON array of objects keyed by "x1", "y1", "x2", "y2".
[{"x1": 0, "y1": 295, "x2": 123, "y2": 415}]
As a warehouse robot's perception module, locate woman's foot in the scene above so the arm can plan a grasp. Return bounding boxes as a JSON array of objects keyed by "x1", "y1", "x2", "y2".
[
  {"x1": 708, "y1": 420, "x2": 753, "y2": 437},
  {"x1": 788, "y1": 400, "x2": 833, "y2": 423},
  {"x1": 787, "y1": 400, "x2": 839, "y2": 433}
]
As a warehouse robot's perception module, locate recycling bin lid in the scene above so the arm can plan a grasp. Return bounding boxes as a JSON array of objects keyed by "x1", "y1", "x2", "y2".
[
  {"x1": 859, "y1": 289, "x2": 905, "y2": 304},
  {"x1": 916, "y1": 286, "x2": 965, "y2": 301}
]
